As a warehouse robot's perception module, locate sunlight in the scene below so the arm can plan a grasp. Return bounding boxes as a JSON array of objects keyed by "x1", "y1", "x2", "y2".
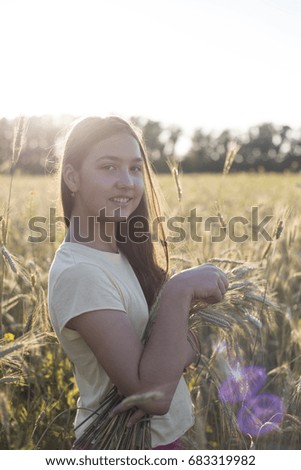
[{"x1": 1, "y1": 0, "x2": 300, "y2": 132}]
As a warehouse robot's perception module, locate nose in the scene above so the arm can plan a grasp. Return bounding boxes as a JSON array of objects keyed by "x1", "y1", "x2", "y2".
[{"x1": 116, "y1": 169, "x2": 134, "y2": 189}]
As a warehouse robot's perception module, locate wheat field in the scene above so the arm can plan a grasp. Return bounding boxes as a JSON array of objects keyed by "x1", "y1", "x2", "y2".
[{"x1": 0, "y1": 168, "x2": 301, "y2": 449}]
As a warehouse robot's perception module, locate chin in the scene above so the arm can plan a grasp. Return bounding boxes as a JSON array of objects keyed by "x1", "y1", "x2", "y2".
[{"x1": 116, "y1": 203, "x2": 139, "y2": 218}]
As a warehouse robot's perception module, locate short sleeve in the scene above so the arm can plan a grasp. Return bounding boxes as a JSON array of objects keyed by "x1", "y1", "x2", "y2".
[{"x1": 49, "y1": 263, "x2": 126, "y2": 334}]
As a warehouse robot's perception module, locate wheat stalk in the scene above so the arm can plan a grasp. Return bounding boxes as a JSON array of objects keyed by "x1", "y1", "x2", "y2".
[
  {"x1": 166, "y1": 156, "x2": 183, "y2": 202},
  {"x1": 0, "y1": 116, "x2": 28, "y2": 336},
  {"x1": 223, "y1": 142, "x2": 241, "y2": 175}
]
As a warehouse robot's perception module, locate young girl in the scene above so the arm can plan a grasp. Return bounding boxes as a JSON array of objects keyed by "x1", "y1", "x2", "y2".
[{"x1": 47, "y1": 115, "x2": 229, "y2": 449}]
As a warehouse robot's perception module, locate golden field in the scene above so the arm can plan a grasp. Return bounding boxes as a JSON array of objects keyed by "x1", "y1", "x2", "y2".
[{"x1": 0, "y1": 171, "x2": 301, "y2": 449}]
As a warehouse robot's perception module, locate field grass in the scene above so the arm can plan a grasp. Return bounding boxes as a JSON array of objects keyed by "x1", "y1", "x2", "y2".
[{"x1": 0, "y1": 170, "x2": 301, "y2": 449}]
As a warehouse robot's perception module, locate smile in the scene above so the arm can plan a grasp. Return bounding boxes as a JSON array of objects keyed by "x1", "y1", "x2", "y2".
[{"x1": 109, "y1": 197, "x2": 133, "y2": 205}]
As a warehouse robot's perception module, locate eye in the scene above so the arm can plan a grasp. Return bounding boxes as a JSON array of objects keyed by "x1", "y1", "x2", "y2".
[
  {"x1": 101, "y1": 164, "x2": 116, "y2": 171},
  {"x1": 131, "y1": 165, "x2": 143, "y2": 173}
]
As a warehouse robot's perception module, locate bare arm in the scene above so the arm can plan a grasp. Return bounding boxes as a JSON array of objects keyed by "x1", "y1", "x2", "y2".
[{"x1": 67, "y1": 264, "x2": 228, "y2": 416}]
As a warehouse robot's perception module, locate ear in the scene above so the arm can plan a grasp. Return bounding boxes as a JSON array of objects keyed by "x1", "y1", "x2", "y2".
[{"x1": 62, "y1": 164, "x2": 80, "y2": 193}]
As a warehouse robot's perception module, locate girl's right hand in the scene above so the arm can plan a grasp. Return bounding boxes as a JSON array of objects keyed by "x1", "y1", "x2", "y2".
[{"x1": 168, "y1": 263, "x2": 229, "y2": 305}]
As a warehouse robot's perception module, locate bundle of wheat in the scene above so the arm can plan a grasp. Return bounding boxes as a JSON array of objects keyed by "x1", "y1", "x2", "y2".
[{"x1": 72, "y1": 386, "x2": 152, "y2": 450}]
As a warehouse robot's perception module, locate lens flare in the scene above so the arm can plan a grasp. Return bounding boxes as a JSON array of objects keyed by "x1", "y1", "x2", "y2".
[
  {"x1": 218, "y1": 366, "x2": 267, "y2": 403},
  {"x1": 237, "y1": 393, "x2": 285, "y2": 436}
]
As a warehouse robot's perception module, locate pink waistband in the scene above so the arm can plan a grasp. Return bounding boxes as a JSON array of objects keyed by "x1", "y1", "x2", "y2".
[{"x1": 152, "y1": 438, "x2": 182, "y2": 450}]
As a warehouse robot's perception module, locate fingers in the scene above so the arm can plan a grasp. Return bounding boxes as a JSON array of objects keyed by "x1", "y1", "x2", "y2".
[
  {"x1": 203, "y1": 264, "x2": 229, "y2": 289},
  {"x1": 213, "y1": 267, "x2": 229, "y2": 287},
  {"x1": 109, "y1": 403, "x2": 146, "y2": 428},
  {"x1": 220, "y1": 272, "x2": 229, "y2": 290},
  {"x1": 216, "y1": 268, "x2": 229, "y2": 294},
  {"x1": 187, "y1": 264, "x2": 230, "y2": 304},
  {"x1": 109, "y1": 401, "x2": 130, "y2": 418},
  {"x1": 127, "y1": 409, "x2": 147, "y2": 428},
  {"x1": 217, "y1": 277, "x2": 227, "y2": 296},
  {"x1": 205, "y1": 272, "x2": 229, "y2": 304}
]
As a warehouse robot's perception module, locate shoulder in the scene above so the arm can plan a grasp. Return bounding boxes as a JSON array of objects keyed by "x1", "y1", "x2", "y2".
[
  {"x1": 48, "y1": 260, "x2": 127, "y2": 333},
  {"x1": 49, "y1": 243, "x2": 109, "y2": 278},
  {"x1": 47, "y1": 245, "x2": 127, "y2": 306},
  {"x1": 50, "y1": 262, "x2": 110, "y2": 290}
]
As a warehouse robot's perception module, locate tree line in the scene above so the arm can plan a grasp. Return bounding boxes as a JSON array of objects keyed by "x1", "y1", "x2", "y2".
[{"x1": 0, "y1": 115, "x2": 300, "y2": 174}]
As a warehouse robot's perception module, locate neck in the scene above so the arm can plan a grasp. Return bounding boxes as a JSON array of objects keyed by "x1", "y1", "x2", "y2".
[{"x1": 66, "y1": 215, "x2": 118, "y2": 253}]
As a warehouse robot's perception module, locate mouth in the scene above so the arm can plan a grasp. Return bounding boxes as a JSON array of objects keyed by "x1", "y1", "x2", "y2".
[{"x1": 109, "y1": 197, "x2": 133, "y2": 206}]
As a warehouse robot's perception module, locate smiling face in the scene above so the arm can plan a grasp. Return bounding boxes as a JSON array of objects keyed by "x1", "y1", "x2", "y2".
[{"x1": 70, "y1": 133, "x2": 145, "y2": 221}]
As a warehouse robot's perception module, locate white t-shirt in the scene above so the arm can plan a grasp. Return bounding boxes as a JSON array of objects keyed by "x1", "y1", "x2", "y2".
[{"x1": 47, "y1": 241, "x2": 195, "y2": 447}]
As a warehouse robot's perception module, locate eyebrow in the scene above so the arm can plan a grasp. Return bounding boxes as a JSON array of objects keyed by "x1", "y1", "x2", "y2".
[{"x1": 95, "y1": 155, "x2": 143, "y2": 163}]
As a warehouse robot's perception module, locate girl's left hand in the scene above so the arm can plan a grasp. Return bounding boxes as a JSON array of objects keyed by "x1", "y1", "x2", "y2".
[
  {"x1": 109, "y1": 387, "x2": 165, "y2": 426},
  {"x1": 110, "y1": 402, "x2": 147, "y2": 427}
]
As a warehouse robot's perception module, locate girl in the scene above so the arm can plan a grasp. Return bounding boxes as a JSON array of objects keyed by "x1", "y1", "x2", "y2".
[{"x1": 47, "y1": 115, "x2": 229, "y2": 449}]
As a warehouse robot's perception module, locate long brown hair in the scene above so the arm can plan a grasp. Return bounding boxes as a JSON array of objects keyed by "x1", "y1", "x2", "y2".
[{"x1": 59, "y1": 115, "x2": 169, "y2": 308}]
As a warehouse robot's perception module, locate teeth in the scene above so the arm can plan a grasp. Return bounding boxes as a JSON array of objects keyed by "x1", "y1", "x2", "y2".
[{"x1": 111, "y1": 197, "x2": 131, "y2": 203}]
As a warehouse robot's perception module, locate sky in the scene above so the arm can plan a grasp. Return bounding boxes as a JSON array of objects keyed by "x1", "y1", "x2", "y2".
[{"x1": 0, "y1": 0, "x2": 300, "y2": 134}]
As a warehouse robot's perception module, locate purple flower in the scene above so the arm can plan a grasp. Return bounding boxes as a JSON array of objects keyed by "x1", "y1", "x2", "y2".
[
  {"x1": 237, "y1": 393, "x2": 285, "y2": 436},
  {"x1": 218, "y1": 366, "x2": 267, "y2": 403}
]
